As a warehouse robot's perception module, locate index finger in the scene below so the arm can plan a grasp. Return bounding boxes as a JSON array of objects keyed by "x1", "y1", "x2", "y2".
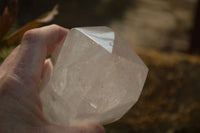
[{"x1": 12, "y1": 25, "x2": 68, "y2": 84}]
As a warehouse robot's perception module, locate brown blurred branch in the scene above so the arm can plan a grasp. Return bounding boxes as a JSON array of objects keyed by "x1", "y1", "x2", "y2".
[
  {"x1": 0, "y1": 0, "x2": 18, "y2": 40},
  {"x1": 4, "y1": 4, "x2": 58, "y2": 45}
]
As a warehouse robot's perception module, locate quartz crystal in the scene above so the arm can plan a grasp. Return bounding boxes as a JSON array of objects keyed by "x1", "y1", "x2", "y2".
[{"x1": 40, "y1": 26, "x2": 148, "y2": 126}]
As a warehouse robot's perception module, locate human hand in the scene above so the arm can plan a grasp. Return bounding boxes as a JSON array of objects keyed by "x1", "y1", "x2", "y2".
[{"x1": 0, "y1": 25, "x2": 105, "y2": 133}]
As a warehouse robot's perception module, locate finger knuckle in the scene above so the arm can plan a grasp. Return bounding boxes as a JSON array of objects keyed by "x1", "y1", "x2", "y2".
[
  {"x1": 50, "y1": 24, "x2": 59, "y2": 28},
  {"x1": 22, "y1": 29, "x2": 40, "y2": 43},
  {"x1": 51, "y1": 24, "x2": 68, "y2": 36}
]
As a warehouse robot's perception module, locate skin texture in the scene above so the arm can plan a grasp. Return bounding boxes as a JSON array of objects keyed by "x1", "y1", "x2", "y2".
[{"x1": 0, "y1": 25, "x2": 105, "y2": 133}]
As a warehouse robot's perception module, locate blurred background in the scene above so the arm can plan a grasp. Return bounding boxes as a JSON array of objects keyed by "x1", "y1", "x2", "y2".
[{"x1": 0, "y1": 0, "x2": 200, "y2": 132}]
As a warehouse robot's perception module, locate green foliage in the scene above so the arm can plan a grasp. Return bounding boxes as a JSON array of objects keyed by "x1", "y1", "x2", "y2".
[
  {"x1": 1, "y1": 22, "x2": 19, "y2": 41},
  {"x1": 0, "y1": 45, "x2": 14, "y2": 64}
]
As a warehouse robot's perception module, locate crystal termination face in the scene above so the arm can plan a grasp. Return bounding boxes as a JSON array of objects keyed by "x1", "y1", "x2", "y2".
[{"x1": 40, "y1": 26, "x2": 148, "y2": 126}]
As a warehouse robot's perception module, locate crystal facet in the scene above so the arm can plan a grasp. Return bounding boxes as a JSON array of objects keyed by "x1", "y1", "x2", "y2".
[{"x1": 40, "y1": 26, "x2": 148, "y2": 126}]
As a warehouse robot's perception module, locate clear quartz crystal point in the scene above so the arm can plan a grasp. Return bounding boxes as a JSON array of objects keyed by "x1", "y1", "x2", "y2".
[{"x1": 40, "y1": 26, "x2": 148, "y2": 126}]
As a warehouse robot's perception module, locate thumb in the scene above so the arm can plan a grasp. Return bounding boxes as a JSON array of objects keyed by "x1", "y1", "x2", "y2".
[{"x1": 41, "y1": 59, "x2": 53, "y2": 88}]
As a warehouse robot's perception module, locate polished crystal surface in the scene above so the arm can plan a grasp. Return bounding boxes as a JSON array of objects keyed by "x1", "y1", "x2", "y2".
[{"x1": 40, "y1": 26, "x2": 148, "y2": 126}]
